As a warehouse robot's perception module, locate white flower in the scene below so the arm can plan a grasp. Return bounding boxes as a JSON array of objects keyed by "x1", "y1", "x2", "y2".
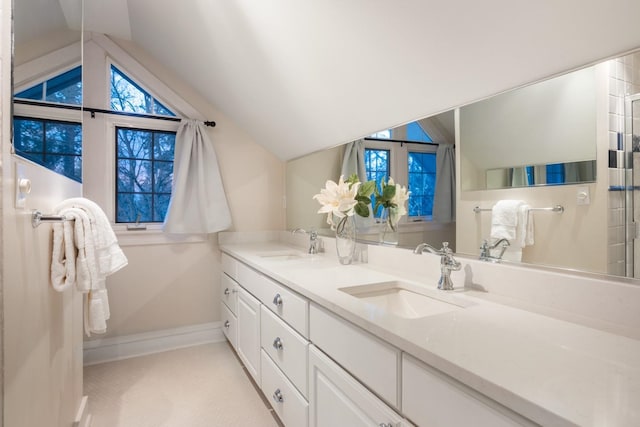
[
  {"x1": 312, "y1": 176, "x2": 361, "y2": 225},
  {"x1": 392, "y1": 182, "x2": 410, "y2": 218}
]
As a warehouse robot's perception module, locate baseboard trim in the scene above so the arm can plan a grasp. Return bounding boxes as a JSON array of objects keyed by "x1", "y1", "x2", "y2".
[
  {"x1": 73, "y1": 395, "x2": 90, "y2": 427},
  {"x1": 83, "y1": 322, "x2": 225, "y2": 366}
]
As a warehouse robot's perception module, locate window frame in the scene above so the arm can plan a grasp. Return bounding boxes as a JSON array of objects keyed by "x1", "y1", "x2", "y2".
[{"x1": 364, "y1": 139, "x2": 437, "y2": 225}]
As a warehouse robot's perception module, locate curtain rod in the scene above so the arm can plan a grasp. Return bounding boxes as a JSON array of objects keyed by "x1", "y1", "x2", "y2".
[
  {"x1": 364, "y1": 137, "x2": 438, "y2": 145},
  {"x1": 13, "y1": 99, "x2": 216, "y2": 127}
]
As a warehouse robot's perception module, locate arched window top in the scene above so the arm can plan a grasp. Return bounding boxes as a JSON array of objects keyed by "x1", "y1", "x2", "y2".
[{"x1": 110, "y1": 65, "x2": 175, "y2": 117}]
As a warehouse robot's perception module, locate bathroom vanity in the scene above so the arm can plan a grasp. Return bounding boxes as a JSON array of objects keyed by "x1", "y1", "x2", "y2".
[{"x1": 219, "y1": 232, "x2": 640, "y2": 427}]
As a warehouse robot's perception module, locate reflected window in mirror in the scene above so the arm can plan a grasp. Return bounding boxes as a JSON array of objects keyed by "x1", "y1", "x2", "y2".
[
  {"x1": 365, "y1": 120, "x2": 438, "y2": 222},
  {"x1": 13, "y1": 65, "x2": 83, "y2": 182},
  {"x1": 111, "y1": 65, "x2": 176, "y2": 117}
]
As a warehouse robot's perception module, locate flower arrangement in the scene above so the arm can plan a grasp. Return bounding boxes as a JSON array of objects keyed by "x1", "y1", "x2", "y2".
[
  {"x1": 313, "y1": 174, "x2": 375, "y2": 232},
  {"x1": 374, "y1": 177, "x2": 410, "y2": 233}
]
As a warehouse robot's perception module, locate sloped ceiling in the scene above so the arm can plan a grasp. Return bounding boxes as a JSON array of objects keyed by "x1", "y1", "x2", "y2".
[{"x1": 24, "y1": 1, "x2": 640, "y2": 160}]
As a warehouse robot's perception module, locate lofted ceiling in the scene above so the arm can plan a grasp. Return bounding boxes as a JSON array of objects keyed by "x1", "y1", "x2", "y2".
[{"x1": 16, "y1": 0, "x2": 640, "y2": 160}]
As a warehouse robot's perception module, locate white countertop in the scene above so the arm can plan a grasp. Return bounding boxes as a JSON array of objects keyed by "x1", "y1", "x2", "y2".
[{"x1": 220, "y1": 241, "x2": 640, "y2": 427}]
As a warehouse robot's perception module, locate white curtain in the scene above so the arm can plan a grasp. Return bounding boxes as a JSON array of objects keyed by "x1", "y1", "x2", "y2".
[
  {"x1": 433, "y1": 143, "x2": 456, "y2": 223},
  {"x1": 163, "y1": 120, "x2": 232, "y2": 234},
  {"x1": 341, "y1": 139, "x2": 374, "y2": 229},
  {"x1": 340, "y1": 139, "x2": 366, "y2": 181}
]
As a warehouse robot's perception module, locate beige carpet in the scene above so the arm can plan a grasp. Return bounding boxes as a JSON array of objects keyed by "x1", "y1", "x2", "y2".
[{"x1": 84, "y1": 342, "x2": 282, "y2": 427}]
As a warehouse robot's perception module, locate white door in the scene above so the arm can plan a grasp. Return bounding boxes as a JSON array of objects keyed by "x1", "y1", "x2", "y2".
[
  {"x1": 308, "y1": 345, "x2": 410, "y2": 427},
  {"x1": 237, "y1": 287, "x2": 261, "y2": 385}
]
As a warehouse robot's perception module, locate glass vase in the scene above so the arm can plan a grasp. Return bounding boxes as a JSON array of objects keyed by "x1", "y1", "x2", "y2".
[
  {"x1": 335, "y1": 215, "x2": 356, "y2": 265},
  {"x1": 378, "y1": 207, "x2": 399, "y2": 245}
]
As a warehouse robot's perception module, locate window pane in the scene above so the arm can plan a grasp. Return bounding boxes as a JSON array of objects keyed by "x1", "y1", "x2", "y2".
[
  {"x1": 44, "y1": 155, "x2": 82, "y2": 182},
  {"x1": 154, "y1": 132, "x2": 175, "y2": 160},
  {"x1": 117, "y1": 193, "x2": 152, "y2": 223},
  {"x1": 154, "y1": 161, "x2": 174, "y2": 193},
  {"x1": 406, "y1": 122, "x2": 433, "y2": 143},
  {"x1": 117, "y1": 129, "x2": 151, "y2": 159},
  {"x1": 117, "y1": 159, "x2": 152, "y2": 192},
  {"x1": 15, "y1": 83, "x2": 44, "y2": 100},
  {"x1": 408, "y1": 152, "x2": 436, "y2": 217},
  {"x1": 45, "y1": 122, "x2": 82, "y2": 154},
  {"x1": 45, "y1": 66, "x2": 82, "y2": 105},
  {"x1": 365, "y1": 148, "x2": 390, "y2": 217},
  {"x1": 14, "y1": 119, "x2": 44, "y2": 152},
  {"x1": 154, "y1": 194, "x2": 171, "y2": 222},
  {"x1": 110, "y1": 65, "x2": 176, "y2": 116}
]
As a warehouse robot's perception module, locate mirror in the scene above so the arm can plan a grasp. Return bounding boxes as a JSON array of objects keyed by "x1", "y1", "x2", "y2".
[
  {"x1": 286, "y1": 48, "x2": 640, "y2": 279},
  {"x1": 13, "y1": 0, "x2": 83, "y2": 180}
]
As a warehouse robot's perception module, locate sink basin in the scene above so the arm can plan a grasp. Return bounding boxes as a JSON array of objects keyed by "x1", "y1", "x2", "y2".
[
  {"x1": 339, "y1": 281, "x2": 472, "y2": 319},
  {"x1": 257, "y1": 250, "x2": 306, "y2": 261}
]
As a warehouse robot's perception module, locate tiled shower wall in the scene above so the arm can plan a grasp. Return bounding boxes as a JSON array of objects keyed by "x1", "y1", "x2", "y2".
[{"x1": 607, "y1": 52, "x2": 640, "y2": 277}]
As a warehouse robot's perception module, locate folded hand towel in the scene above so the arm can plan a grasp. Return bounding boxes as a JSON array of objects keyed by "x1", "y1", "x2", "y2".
[
  {"x1": 490, "y1": 200, "x2": 524, "y2": 240},
  {"x1": 50, "y1": 221, "x2": 76, "y2": 292}
]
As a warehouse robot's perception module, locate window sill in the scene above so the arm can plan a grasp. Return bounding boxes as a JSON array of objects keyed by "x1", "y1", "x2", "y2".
[{"x1": 113, "y1": 224, "x2": 209, "y2": 247}]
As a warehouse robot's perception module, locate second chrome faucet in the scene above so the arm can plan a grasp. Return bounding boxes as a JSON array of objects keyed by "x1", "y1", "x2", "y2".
[{"x1": 414, "y1": 242, "x2": 461, "y2": 291}]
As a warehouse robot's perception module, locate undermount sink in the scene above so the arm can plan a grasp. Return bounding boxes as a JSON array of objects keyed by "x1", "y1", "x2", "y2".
[
  {"x1": 339, "y1": 281, "x2": 472, "y2": 319},
  {"x1": 257, "y1": 250, "x2": 307, "y2": 261}
]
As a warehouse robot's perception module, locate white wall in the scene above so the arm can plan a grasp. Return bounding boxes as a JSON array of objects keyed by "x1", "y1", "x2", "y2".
[
  {"x1": 80, "y1": 35, "x2": 285, "y2": 340},
  {"x1": 456, "y1": 63, "x2": 610, "y2": 273},
  {"x1": 2, "y1": 159, "x2": 84, "y2": 426}
]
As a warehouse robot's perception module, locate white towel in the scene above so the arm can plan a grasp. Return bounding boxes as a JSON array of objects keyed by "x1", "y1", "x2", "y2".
[
  {"x1": 50, "y1": 197, "x2": 128, "y2": 336},
  {"x1": 490, "y1": 200, "x2": 524, "y2": 240}
]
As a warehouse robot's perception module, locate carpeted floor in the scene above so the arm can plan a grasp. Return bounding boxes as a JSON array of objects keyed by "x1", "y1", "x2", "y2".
[{"x1": 84, "y1": 342, "x2": 282, "y2": 427}]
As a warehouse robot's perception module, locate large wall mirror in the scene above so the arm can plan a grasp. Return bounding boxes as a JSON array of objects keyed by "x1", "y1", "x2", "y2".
[
  {"x1": 13, "y1": 0, "x2": 83, "y2": 182},
  {"x1": 287, "y1": 48, "x2": 640, "y2": 281}
]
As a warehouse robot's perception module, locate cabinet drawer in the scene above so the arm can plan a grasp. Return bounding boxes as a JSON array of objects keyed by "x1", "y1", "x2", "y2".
[
  {"x1": 261, "y1": 306, "x2": 309, "y2": 397},
  {"x1": 237, "y1": 262, "x2": 309, "y2": 337},
  {"x1": 261, "y1": 350, "x2": 309, "y2": 427},
  {"x1": 309, "y1": 345, "x2": 410, "y2": 427},
  {"x1": 402, "y1": 354, "x2": 532, "y2": 427},
  {"x1": 309, "y1": 303, "x2": 400, "y2": 408},
  {"x1": 221, "y1": 302, "x2": 237, "y2": 350},
  {"x1": 221, "y1": 273, "x2": 239, "y2": 315},
  {"x1": 221, "y1": 253, "x2": 237, "y2": 280}
]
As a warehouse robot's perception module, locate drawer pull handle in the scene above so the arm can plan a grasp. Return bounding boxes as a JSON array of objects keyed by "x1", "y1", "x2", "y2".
[
  {"x1": 379, "y1": 424, "x2": 393, "y2": 427},
  {"x1": 272, "y1": 388, "x2": 284, "y2": 403},
  {"x1": 272, "y1": 337, "x2": 283, "y2": 350},
  {"x1": 231, "y1": 289, "x2": 238, "y2": 293},
  {"x1": 224, "y1": 288, "x2": 230, "y2": 295},
  {"x1": 272, "y1": 293, "x2": 283, "y2": 307},
  {"x1": 224, "y1": 320, "x2": 230, "y2": 328}
]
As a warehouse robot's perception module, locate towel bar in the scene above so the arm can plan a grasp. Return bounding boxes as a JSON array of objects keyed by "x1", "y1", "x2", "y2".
[
  {"x1": 473, "y1": 205, "x2": 564, "y2": 213},
  {"x1": 32, "y1": 210, "x2": 75, "y2": 228}
]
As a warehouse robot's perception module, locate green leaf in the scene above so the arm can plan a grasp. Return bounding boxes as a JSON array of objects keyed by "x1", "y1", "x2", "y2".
[
  {"x1": 359, "y1": 181, "x2": 375, "y2": 197},
  {"x1": 382, "y1": 184, "x2": 396, "y2": 200},
  {"x1": 354, "y1": 202, "x2": 369, "y2": 217}
]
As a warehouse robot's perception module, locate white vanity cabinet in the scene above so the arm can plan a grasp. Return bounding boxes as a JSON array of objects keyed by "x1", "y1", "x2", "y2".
[
  {"x1": 237, "y1": 287, "x2": 262, "y2": 385},
  {"x1": 309, "y1": 345, "x2": 410, "y2": 427},
  {"x1": 402, "y1": 354, "x2": 533, "y2": 427}
]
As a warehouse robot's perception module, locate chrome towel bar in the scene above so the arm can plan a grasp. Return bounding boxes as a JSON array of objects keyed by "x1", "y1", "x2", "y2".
[
  {"x1": 473, "y1": 205, "x2": 564, "y2": 213},
  {"x1": 31, "y1": 210, "x2": 75, "y2": 228}
]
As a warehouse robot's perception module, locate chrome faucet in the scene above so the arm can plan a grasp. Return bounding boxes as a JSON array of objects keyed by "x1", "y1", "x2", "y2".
[
  {"x1": 292, "y1": 228, "x2": 319, "y2": 254},
  {"x1": 414, "y1": 242, "x2": 461, "y2": 290},
  {"x1": 479, "y1": 238, "x2": 510, "y2": 262}
]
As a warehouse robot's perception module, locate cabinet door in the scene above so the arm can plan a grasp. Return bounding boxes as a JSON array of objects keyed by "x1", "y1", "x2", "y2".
[
  {"x1": 308, "y1": 345, "x2": 410, "y2": 427},
  {"x1": 237, "y1": 287, "x2": 261, "y2": 385},
  {"x1": 221, "y1": 302, "x2": 237, "y2": 350}
]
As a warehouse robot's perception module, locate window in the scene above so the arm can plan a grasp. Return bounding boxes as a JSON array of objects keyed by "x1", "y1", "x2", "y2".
[
  {"x1": 115, "y1": 128, "x2": 176, "y2": 223},
  {"x1": 110, "y1": 64, "x2": 179, "y2": 224},
  {"x1": 13, "y1": 65, "x2": 83, "y2": 181},
  {"x1": 365, "y1": 121, "x2": 437, "y2": 221},
  {"x1": 110, "y1": 65, "x2": 175, "y2": 116},
  {"x1": 15, "y1": 65, "x2": 82, "y2": 106},
  {"x1": 408, "y1": 151, "x2": 436, "y2": 216},
  {"x1": 14, "y1": 116, "x2": 82, "y2": 182}
]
